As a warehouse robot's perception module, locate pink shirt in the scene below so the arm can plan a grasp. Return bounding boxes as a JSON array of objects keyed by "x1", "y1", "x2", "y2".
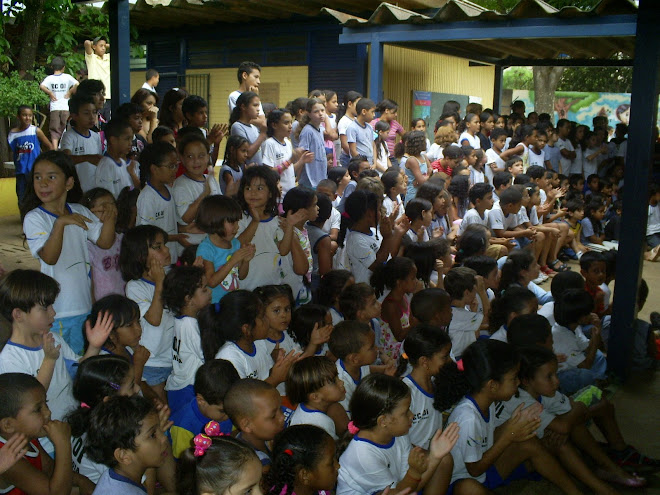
[
  {"x1": 372, "y1": 118, "x2": 404, "y2": 157},
  {"x1": 88, "y1": 233, "x2": 125, "y2": 300}
]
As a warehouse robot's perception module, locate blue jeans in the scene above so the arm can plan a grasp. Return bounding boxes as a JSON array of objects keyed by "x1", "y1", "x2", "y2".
[
  {"x1": 558, "y1": 350, "x2": 607, "y2": 395},
  {"x1": 647, "y1": 233, "x2": 660, "y2": 248},
  {"x1": 15, "y1": 174, "x2": 27, "y2": 203}
]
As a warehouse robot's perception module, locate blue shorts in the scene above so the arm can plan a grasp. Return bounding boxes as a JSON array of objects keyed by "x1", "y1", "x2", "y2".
[
  {"x1": 448, "y1": 463, "x2": 540, "y2": 494},
  {"x1": 143, "y1": 366, "x2": 172, "y2": 386},
  {"x1": 514, "y1": 236, "x2": 532, "y2": 249},
  {"x1": 53, "y1": 313, "x2": 88, "y2": 355}
]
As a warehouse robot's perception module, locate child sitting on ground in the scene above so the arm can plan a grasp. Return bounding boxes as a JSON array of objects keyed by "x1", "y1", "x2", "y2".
[
  {"x1": 445, "y1": 267, "x2": 484, "y2": 358},
  {"x1": 170, "y1": 359, "x2": 240, "y2": 459},
  {"x1": 286, "y1": 356, "x2": 347, "y2": 440},
  {"x1": 224, "y1": 379, "x2": 286, "y2": 472},
  {"x1": 0, "y1": 373, "x2": 92, "y2": 494},
  {"x1": 86, "y1": 395, "x2": 171, "y2": 494}
]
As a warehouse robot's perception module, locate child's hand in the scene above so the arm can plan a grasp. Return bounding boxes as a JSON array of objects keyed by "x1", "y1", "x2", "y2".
[
  {"x1": 0, "y1": 433, "x2": 28, "y2": 475},
  {"x1": 43, "y1": 420, "x2": 71, "y2": 447},
  {"x1": 300, "y1": 150, "x2": 314, "y2": 164},
  {"x1": 234, "y1": 244, "x2": 256, "y2": 262},
  {"x1": 589, "y1": 313, "x2": 602, "y2": 330},
  {"x1": 148, "y1": 257, "x2": 166, "y2": 285},
  {"x1": 502, "y1": 403, "x2": 541, "y2": 442},
  {"x1": 85, "y1": 310, "x2": 114, "y2": 349},
  {"x1": 474, "y1": 275, "x2": 486, "y2": 294},
  {"x1": 208, "y1": 123, "x2": 228, "y2": 145},
  {"x1": 56, "y1": 212, "x2": 93, "y2": 230},
  {"x1": 432, "y1": 227, "x2": 443, "y2": 238},
  {"x1": 132, "y1": 345, "x2": 151, "y2": 368},
  {"x1": 429, "y1": 422, "x2": 460, "y2": 460},
  {"x1": 192, "y1": 255, "x2": 205, "y2": 268},
  {"x1": 254, "y1": 114, "x2": 268, "y2": 133},
  {"x1": 556, "y1": 353, "x2": 568, "y2": 363},
  {"x1": 43, "y1": 333, "x2": 61, "y2": 361},
  {"x1": 96, "y1": 202, "x2": 117, "y2": 224},
  {"x1": 284, "y1": 209, "x2": 308, "y2": 229},
  {"x1": 128, "y1": 160, "x2": 139, "y2": 178},
  {"x1": 154, "y1": 401, "x2": 174, "y2": 433},
  {"x1": 269, "y1": 349, "x2": 301, "y2": 385},
  {"x1": 309, "y1": 321, "x2": 333, "y2": 346},
  {"x1": 520, "y1": 401, "x2": 543, "y2": 422},
  {"x1": 407, "y1": 446, "x2": 428, "y2": 477},
  {"x1": 381, "y1": 487, "x2": 412, "y2": 495},
  {"x1": 248, "y1": 206, "x2": 264, "y2": 223}
]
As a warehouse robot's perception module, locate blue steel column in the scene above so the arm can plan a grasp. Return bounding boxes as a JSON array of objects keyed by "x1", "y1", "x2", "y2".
[
  {"x1": 493, "y1": 65, "x2": 503, "y2": 114},
  {"x1": 109, "y1": 0, "x2": 131, "y2": 111},
  {"x1": 369, "y1": 35, "x2": 384, "y2": 102},
  {"x1": 608, "y1": 0, "x2": 659, "y2": 379}
]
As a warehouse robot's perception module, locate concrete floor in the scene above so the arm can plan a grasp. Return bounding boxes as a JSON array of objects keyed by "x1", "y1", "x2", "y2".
[{"x1": 0, "y1": 214, "x2": 658, "y2": 493}]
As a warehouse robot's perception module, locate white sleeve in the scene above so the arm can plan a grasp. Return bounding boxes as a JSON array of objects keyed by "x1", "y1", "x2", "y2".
[
  {"x1": 59, "y1": 130, "x2": 75, "y2": 152},
  {"x1": 75, "y1": 205, "x2": 102, "y2": 245},
  {"x1": 126, "y1": 281, "x2": 153, "y2": 319},
  {"x1": 23, "y1": 210, "x2": 50, "y2": 258},
  {"x1": 261, "y1": 140, "x2": 276, "y2": 167}
]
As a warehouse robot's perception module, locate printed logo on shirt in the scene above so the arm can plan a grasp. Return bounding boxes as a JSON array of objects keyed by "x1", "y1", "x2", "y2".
[
  {"x1": 16, "y1": 141, "x2": 35, "y2": 154},
  {"x1": 412, "y1": 409, "x2": 429, "y2": 424}
]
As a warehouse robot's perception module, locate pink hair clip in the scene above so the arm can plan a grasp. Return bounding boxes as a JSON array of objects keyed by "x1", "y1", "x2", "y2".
[
  {"x1": 347, "y1": 421, "x2": 360, "y2": 435},
  {"x1": 80, "y1": 402, "x2": 91, "y2": 409},
  {"x1": 193, "y1": 421, "x2": 227, "y2": 457}
]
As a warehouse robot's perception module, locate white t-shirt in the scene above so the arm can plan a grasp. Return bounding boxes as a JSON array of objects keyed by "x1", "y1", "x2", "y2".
[
  {"x1": 215, "y1": 340, "x2": 272, "y2": 380},
  {"x1": 469, "y1": 166, "x2": 485, "y2": 185},
  {"x1": 552, "y1": 323, "x2": 589, "y2": 372},
  {"x1": 337, "y1": 435, "x2": 412, "y2": 495},
  {"x1": 485, "y1": 148, "x2": 505, "y2": 183},
  {"x1": 24, "y1": 203, "x2": 102, "y2": 318},
  {"x1": 165, "y1": 315, "x2": 204, "y2": 392},
  {"x1": 458, "y1": 208, "x2": 488, "y2": 237},
  {"x1": 137, "y1": 183, "x2": 180, "y2": 258},
  {"x1": 236, "y1": 213, "x2": 284, "y2": 290},
  {"x1": 95, "y1": 155, "x2": 136, "y2": 199},
  {"x1": 288, "y1": 404, "x2": 337, "y2": 439},
  {"x1": 383, "y1": 196, "x2": 404, "y2": 220},
  {"x1": 459, "y1": 132, "x2": 481, "y2": 150},
  {"x1": 647, "y1": 203, "x2": 660, "y2": 236},
  {"x1": 489, "y1": 324, "x2": 507, "y2": 342},
  {"x1": 345, "y1": 229, "x2": 381, "y2": 284},
  {"x1": 557, "y1": 138, "x2": 575, "y2": 175},
  {"x1": 60, "y1": 128, "x2": 102, "y2": 193},
  {"x1": 71, "y1": 433, "x2": 106, "y2": 483},
  {"x1": 448, "y1": 307, "x2": 483, "y2": 358},
  {"x1": 227, "y1": 90, "x2": 264, "y2": 115},
  {"x1": 172, "y1": 174, "x2": 221, "y2": 245},
  {"x1": 406, "y1": 228, "x2": 430, "y2": 243},
  {"x1": 41, "y1": 73, "x2": 78, "y2": 112},
  {"x1": 403, "y1": 375, "x2": 442, "y2": 449},
  {"x1": 537, "y1": 301, "x2": 555, "y2": 326},
  {"x1": 322, "y1": 206, "x2": 341, "y2": 234},
  {"x1": 487, "y1": 201, "x2": 520, "y2": 233},
  {"x1": 0, "y1": 334, "x2": 78, "y2": 422},
  {"x1": 448, "y1": 396, "x2": 502, "y2": 484},
  {"x1": 125, "y1": 278, "x2": 175, "y2": 368},
  {"x1": 528, "y1": 148, "x2": 545, "y2": 168},
  {"x1": 495, "y1": 387, "x2": 571, "y2": 438},
  {"x1": 265, "y1": 332, "x2": 301, "y2": 396},
  {"x1": 336, "y1": 360, "x2": 370, "y2": 416},
  {"x1": 337, "y1": 115, "x2": 354, "y2": 136},
  {"x1": 262, "y1": 137, "x2": 296, "y2": 196}
]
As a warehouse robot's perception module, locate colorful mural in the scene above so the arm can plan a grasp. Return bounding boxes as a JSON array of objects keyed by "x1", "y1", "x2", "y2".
[{"x1": 510, "y1": 90, "x2": 653, "y2": 130}]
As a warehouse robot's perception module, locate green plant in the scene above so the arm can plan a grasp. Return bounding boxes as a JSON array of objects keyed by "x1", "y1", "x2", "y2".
[{"x1": 0, "y1": 69, "x2": 50, "y2": 116}]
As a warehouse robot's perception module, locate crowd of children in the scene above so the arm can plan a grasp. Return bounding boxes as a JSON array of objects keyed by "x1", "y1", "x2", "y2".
[{"x1": 2, "y1": 57, "x2": 660, "y2": 495}]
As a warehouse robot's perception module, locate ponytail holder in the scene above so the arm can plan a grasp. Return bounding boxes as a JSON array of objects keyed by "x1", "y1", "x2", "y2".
[
  {"x1": 341, "y1": 211, "x2": 351, "y2": 220},
  {"x1": 175, "y1": 259, "x2": 183, "y2": 267},
  {"x1": 456, "y1": 359, "x2": 464, "y2": 371},
  {"x1": 81, "y1": 402, "x2": 91, "y2": 409},
  {"x1": 347, "y1": 421, "x2": 360, "y2": 435},
  {"x1": 284, "y1": 449, "x2": 294, "y2": 457},
  {"x1": 193, "y1": 434, "x2": 212, "y2": 457},
  {"x1": 108, "y1": 382, "x2": 120, "y2": 390},
  {"x1": 193, "y1": 421, "x2": 227, "y2": 457},
  {"x1": 401, "y1": 352, "x2": 408, "y2": 360}
]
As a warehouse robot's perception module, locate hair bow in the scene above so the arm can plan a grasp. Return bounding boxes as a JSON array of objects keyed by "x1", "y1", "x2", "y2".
[
  {"x1": 193, "y1": 421, "x2": 226, "y2": 457},
  {"x1": 347, "y1": 421, "x2": 360, "y2": 435}
]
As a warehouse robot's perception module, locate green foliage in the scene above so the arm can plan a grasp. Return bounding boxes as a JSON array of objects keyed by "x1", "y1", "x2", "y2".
[
  {"x1": 503, "y1": 66, "x2": 534, "y2": 90},
  {"x1": 0, "y1": 69, "x2": 50, "y2": 116},
  {"x1": 558, "y1": 66, "x2": 633, "y2": 93}
]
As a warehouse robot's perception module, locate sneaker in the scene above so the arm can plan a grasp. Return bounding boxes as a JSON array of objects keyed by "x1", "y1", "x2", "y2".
[{"x1": 532, "y1": 273, "x2": 547, "y2": 284}]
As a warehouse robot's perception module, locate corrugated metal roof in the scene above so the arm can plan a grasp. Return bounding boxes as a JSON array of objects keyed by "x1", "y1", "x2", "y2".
[
  {"x1": 129, "y1": 0, "x2": 636, "y2": 61},
  {"x1": 321, "y1": 0, "x2": 637, "y2": 61}
]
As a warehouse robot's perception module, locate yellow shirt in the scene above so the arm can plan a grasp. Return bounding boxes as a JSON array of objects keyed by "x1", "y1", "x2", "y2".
[{"x1": 85, "y1": 52, "x2": 111, "y2": 98}]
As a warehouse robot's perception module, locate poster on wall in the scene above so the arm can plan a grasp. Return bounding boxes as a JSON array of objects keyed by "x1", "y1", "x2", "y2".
[
  {"x1": 412, "y1": 91, "x2": 469, "y2": 142},
  {"x1": 510, "y1": 90, "x2": 657, "y2": 132}
]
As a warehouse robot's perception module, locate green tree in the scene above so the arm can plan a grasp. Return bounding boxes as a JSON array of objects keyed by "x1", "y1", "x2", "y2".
[
  {"x1": 503, "y1": 66, "x2": 533, "y2": 90},
  {"x1": 558, "y1": 65, "x2": 633, "y2": 93}
]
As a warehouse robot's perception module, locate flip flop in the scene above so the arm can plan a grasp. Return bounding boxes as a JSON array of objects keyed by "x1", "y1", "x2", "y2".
[
  {"x1": 611, "y1": 446, "x2": 660, "y2": 469},
  {"x1": 595, "y1": 468, "x2": 647, "y2": 488}
]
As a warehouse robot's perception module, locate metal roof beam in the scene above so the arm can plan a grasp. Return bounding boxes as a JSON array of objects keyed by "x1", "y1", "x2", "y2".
[
  {"x1": 339, "y1": 15, "x2": 637, "y2": 44},
  {"x1": 500, "y1": 57, "x2": 634, "y2": 66}
]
